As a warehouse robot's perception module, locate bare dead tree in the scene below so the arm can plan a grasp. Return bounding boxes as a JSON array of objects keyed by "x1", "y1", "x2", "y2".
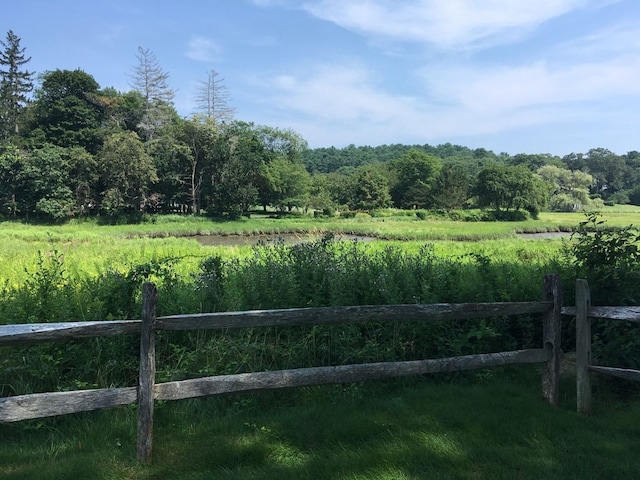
[{"x1": 193, "y1": 69, "x2": 235, "y2": 123}]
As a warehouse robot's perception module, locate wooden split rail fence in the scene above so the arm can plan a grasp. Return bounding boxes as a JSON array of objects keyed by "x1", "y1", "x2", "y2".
[
  {"x1": 562, "y1": 279, "x2": 640, "y2": 415},
  {"x1": 0, "y1": 274, "x2": 563, "y2": 464}
]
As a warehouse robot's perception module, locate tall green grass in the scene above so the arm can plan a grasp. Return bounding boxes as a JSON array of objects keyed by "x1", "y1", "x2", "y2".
[{"x1": 1, "y1": 233, "x2": 566, "y2": 396}]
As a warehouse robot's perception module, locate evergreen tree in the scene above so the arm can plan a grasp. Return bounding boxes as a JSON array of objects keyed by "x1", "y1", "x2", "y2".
[{"x1": 0, "y1": 30, "x2": 34, "y2": 139}]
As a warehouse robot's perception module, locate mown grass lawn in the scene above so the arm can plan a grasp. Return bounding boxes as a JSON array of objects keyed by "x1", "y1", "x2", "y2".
[{"x1": 1, "y1": 372, "x2": 638, "y2": 480}]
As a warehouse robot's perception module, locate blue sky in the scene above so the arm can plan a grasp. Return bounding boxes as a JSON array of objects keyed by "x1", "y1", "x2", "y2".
[{"x1": 3, "y1": 0, "x2": 640, "y2": 155}]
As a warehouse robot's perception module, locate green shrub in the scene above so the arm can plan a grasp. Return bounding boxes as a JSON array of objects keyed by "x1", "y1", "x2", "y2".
[
  {"x1": 483, "y1": 210, "x2": 529, "y2": 222},
  {"x1": 565, "y1": 212, "x2": 640, "y2": 370}
]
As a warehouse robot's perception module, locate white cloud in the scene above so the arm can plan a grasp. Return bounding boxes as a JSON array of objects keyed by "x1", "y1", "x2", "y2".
[
  {"x1": 422, "y1": 20, "x2": 640, "y2": 115},
  {"x1": 246, "y1": 1, "x2": 638, "y2": 151},
  {"x1": 424, "y1": 60, "x2": 640, "y2": 118},
  {"x1": 186, "y1": 36, "x2": 222, "y2": 62},
  {"x1": 254, "y1": 29, "x2": 640, "y2": 147},
  {"x1": 558, "y1": 22, "x2": 640, "y2": 60},
  {"x1": 265, "y1": 64, "x2": 418, "y2": 121},
  {"x1": 302, "y1": 0, "x2": 619, "y2": 49},
  {"x1": 256, "y1": 62, "x2": 452, "y2": 146}
]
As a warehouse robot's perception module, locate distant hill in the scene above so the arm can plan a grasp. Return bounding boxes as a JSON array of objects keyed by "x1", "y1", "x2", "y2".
[{"x1": 301, "y1": 143, "x2": 504, "y2": 173}]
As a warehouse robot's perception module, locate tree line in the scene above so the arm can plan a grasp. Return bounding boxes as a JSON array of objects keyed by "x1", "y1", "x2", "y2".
[{"x1": 1, "y1": 30, "x2": 639, "y2": 222}]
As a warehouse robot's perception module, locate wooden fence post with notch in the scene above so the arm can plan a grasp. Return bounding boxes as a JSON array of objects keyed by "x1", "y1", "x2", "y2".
[
  {"x1": 137, "y1": 282, "x2": 158, "y2": 464},
  {"x1": 542, "y1": 273, "x2": 562, "y2": 406},
  {"x1": 575, "y1": 279, "x2": 591, "y2": 415}
]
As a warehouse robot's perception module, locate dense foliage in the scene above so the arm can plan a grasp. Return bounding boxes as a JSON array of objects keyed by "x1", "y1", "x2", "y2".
[
  {"x1": 0, "y1": 234, "x2": 552, "y2": 396},
  {"x1": 563, "y1": 213, "x2": 640, "y2": 371}
]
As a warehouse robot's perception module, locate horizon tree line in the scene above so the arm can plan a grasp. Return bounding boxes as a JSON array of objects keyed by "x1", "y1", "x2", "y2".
[{"x1": 1, "y1": 30, "x2": 639, "y2": 222}]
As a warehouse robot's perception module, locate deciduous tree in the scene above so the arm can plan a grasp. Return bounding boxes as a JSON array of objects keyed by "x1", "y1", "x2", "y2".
[
  {"x1": 352, "y1": 164, "x2": 391, "y2": 211},
  {"x1": 390, "y1": 149, "x2": 441, "y2": 208},
  {"x1": 27, "y1": 69, "x2": 104, "y2": 153},
  {"x1": 261, "y1": 157, "x2": 310, "y2": 212},
  {"x1": 581, "y1": 147, "x2": 626, "y2": 198},
  {"x1": 431, "y1": 163, "x2": 469, "y2": 210},
  {"x1": 202, "y1": 121, "x2": 264, "y2": 216},
  {"x1": 0, "y1": 144, "x2": 76, "y2": 220},
  {"x1": 178, "y1": 116, "x2": 219, "y2": 214},
  {"x1": 475, "y1": 164, "x2": 547, "y2": 215},
  {"x1": 537, "y1": 165, "x2": 595, "y2": 211},
  {"x1": 0, "y1": 144, "x2": 24, "y2": 216},
  {"x1": 97, "y1": 131, "x2": 157, "y2": 214}
]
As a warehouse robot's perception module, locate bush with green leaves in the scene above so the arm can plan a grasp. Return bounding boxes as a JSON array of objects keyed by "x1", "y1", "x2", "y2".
[
  {"x1": 566, "y1": 212, "x2": 640, "y2": 305},
  {"x1": 565, "y1": 212, "x2": 640, "y2": 370}
]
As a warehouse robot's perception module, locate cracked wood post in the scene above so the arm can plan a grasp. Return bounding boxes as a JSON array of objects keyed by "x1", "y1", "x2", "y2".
[
  {"x1": 576, "y1": 279, "x2": 592, "y2": 415},
  {"x1": 542, "y1": 273, "x2": 562, "y2": 406},
  {"x1": 137, "y1": 283, "x2": 158, "y2": 464}
]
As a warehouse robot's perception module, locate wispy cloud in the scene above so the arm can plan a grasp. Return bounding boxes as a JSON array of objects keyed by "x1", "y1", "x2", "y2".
[
  {"x1": 558, "y1": 21, "x2": 640, "y2": 60},
  {"x1": 302, "y1": 0, "x2": 619, "y2": 50},
  {"x1": 246, "y1": 0, "x2": 638, "y2": 151},
  {"x1": 265, "y1": 63, "x2": 418, "y2": 121},
  {"x1": 256, "y1": 22, "x2": 640, "y2": 147},
  {"x1": 255, "y1": 62, "x2": 438, "y2": 146},
  {"x1": 423, "y1": 60, "x2": 640, "y2": 117},
  {"x1": 186, "y1": 36, "x2": 222, "y2": 62}
]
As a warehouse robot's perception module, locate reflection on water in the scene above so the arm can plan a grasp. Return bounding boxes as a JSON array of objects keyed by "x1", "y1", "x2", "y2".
[
  {"x1": 193, "y1": 233, "x2": 376, "y2": 247},
  {"x1": 516, "y1": 232, "x2": 572, "y2": 240}
]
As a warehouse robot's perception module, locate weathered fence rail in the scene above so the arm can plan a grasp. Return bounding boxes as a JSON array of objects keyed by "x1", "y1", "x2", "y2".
[
  {"x1": 0, "y1": 274, "x2": 562, "y2": 464},
  {"x1": 562, "y1": 279, "x2": 640, "y2": 415}
]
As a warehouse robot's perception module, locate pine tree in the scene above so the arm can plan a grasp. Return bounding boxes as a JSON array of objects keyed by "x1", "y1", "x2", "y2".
[
  {"x1": 0, "y1": 30, "x2": 34, "y2": 139},
  {"x1": 194, "y1": 69, "x2": 235, "y2": 122},
  {"x1": 129, "y1": 47, "x2": 175, "y2": 140}
]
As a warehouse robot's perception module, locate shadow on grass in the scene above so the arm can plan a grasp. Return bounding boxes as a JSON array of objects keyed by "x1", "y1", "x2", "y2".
[{"x1": 1, "y1": 373, "x2": 640, "y2": 480}]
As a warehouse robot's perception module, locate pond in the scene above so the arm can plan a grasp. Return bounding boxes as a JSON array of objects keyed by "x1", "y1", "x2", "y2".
[
  {"x1": 191, "y1": 231, "x2": 572, "y2": 246},
  {"x1": 516, "y1": 232, "x2": 572, "y2": 240},
  {"x1": 193, "y1": 233, "x2": 377, "y2": 247}
]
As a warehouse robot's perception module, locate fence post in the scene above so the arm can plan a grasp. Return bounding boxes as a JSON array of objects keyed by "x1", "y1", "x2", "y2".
[
  {"x1": 542, "y1": 273, "x2": 562, "y2": 406},
  {"x1": 137, "y1": 282, "x2": 158, "y2": 464},
  {"x1": 575, "y1": 279, "x2": 591, "y2": 415}
]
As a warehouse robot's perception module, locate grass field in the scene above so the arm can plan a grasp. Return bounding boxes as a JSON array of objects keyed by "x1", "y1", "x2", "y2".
[
  {"x1": 1, "y1": 372, "x2": 639, "y2": 480},
  {"x1": 3, "y1": 206, "x2": 639, "y2": 243},
  {"x1": 4, "y1": 207, "x2": 636, "y2": 286},
  {"x1": 1, "y1": 208, "x2": 639, "y2": 479}
]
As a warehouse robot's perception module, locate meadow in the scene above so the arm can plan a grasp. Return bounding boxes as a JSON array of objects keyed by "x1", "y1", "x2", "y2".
[
  {"x1": 1, "y1": 207, "x2": 639, "y2": 478},
  {"x1": 0, "y1": 207, "x2": 608, "y2": 286}
]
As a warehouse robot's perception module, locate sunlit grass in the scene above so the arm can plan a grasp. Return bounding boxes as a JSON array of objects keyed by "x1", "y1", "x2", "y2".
[
  {"x1": 1, "y1": 375, "x2": 638, "y2": 479},
  {"x1": 0, "y1": 209, "x2": 610, "y2": 285},
  {"x1": 1, "y1": 207, "x2": 638, "y2": 244}
]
